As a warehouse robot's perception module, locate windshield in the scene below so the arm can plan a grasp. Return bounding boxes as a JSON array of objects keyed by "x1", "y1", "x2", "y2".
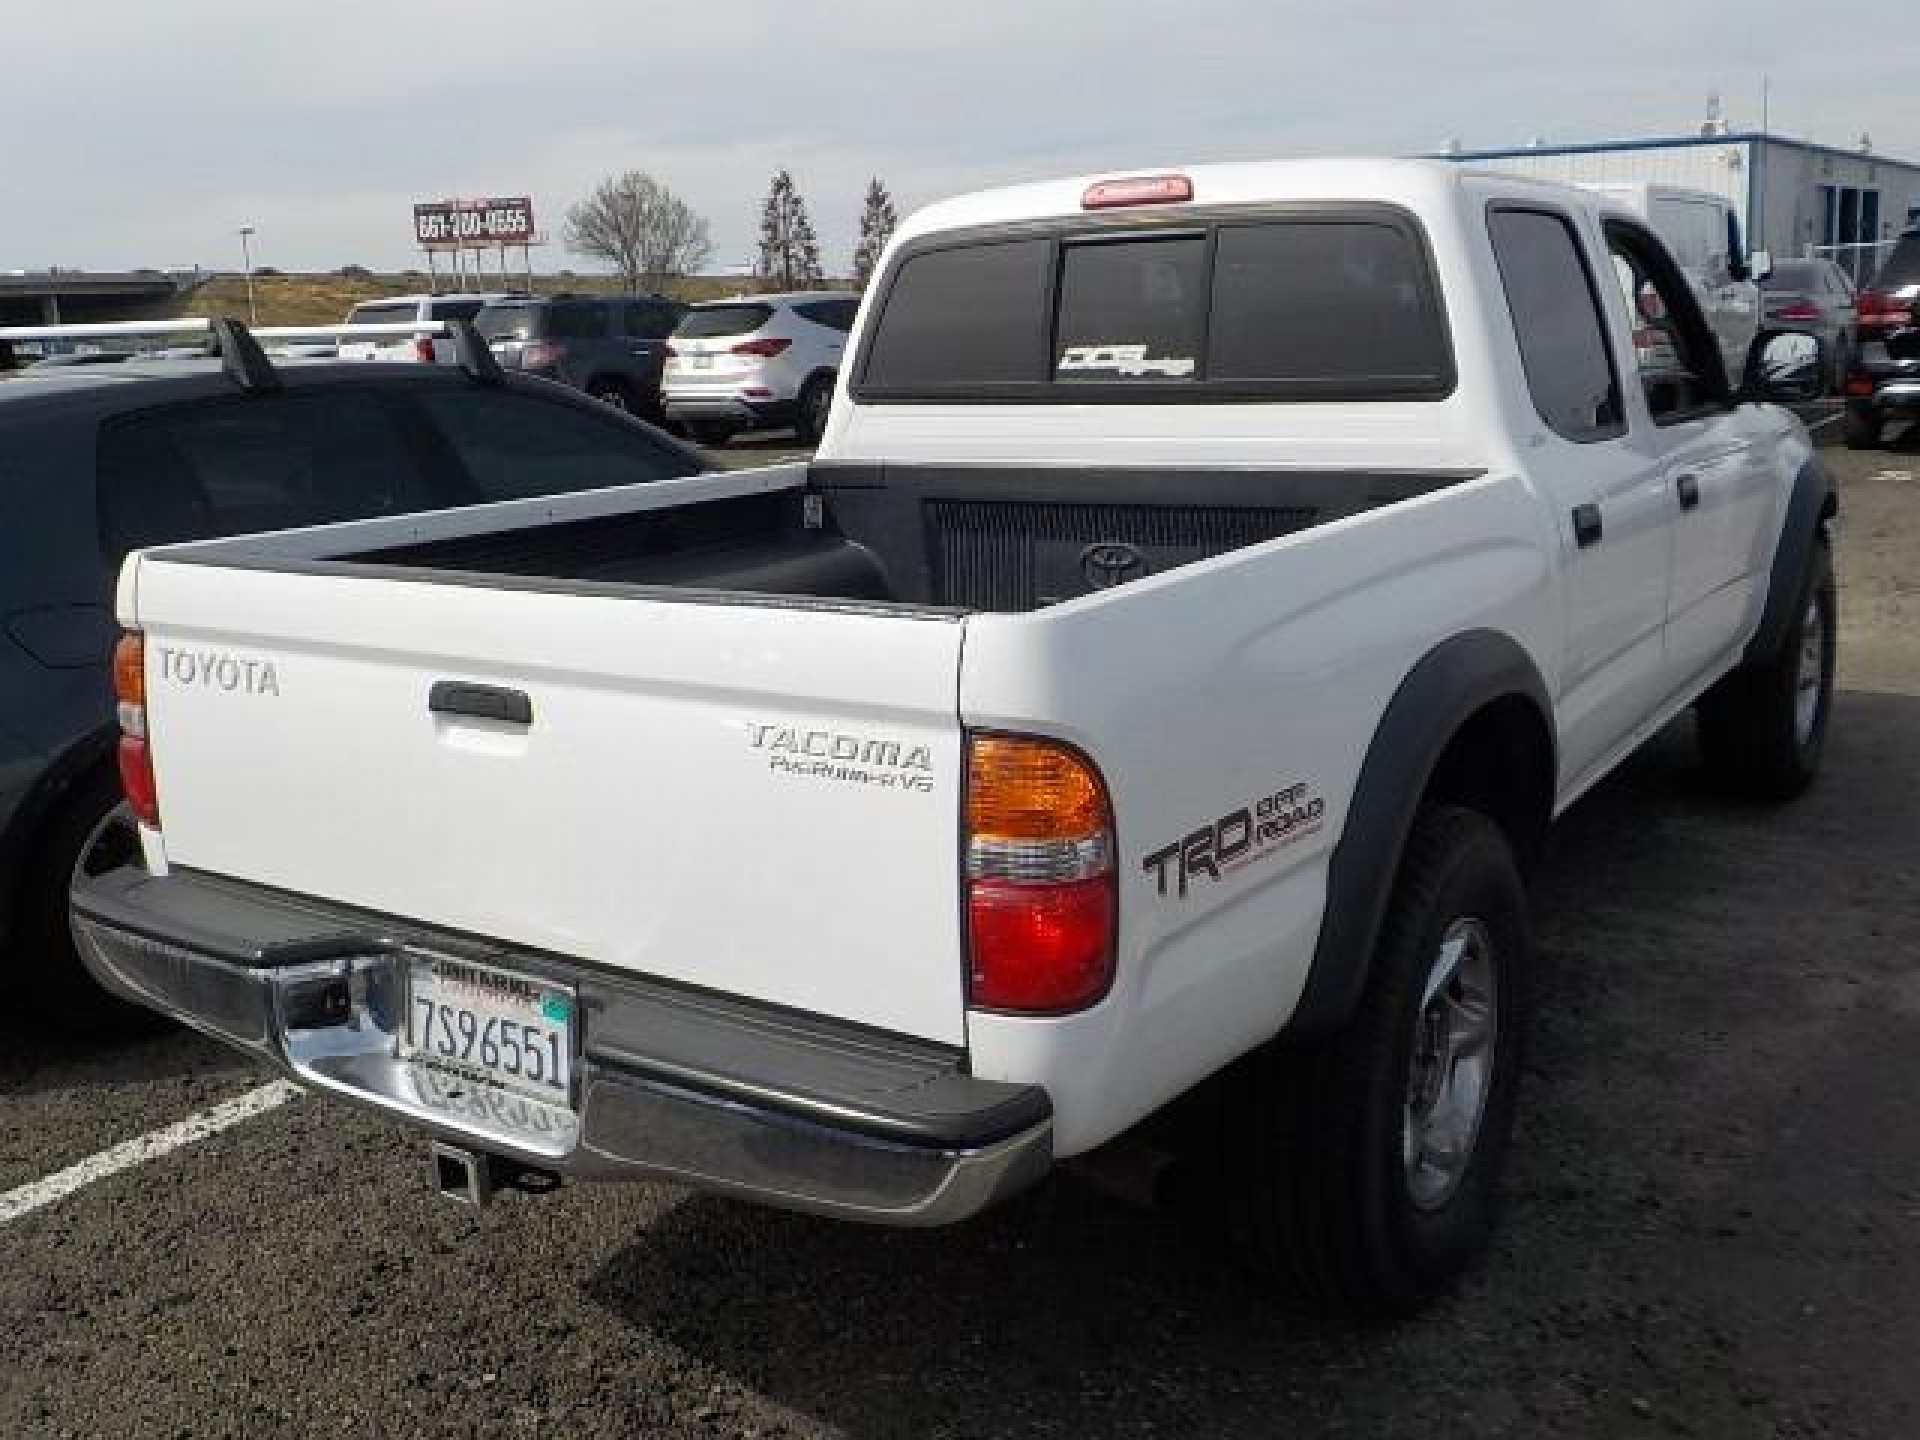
[{"x1": 475, "y1": 304, "x2": 540, "y2": 341}]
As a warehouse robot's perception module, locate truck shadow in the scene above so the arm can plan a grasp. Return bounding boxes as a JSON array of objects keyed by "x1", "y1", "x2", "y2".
[
  {"x1": 0, "y1": 995, "x2": 249, "y2": 1099},
  {"x1": 584, "y1": 688, "x2": 1920, "y2": 1438}
]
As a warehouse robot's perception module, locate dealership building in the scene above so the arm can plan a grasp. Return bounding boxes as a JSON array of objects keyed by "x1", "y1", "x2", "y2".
[{"x1": 1444, "y1": 131, "x2": 1920, "y2": 281}]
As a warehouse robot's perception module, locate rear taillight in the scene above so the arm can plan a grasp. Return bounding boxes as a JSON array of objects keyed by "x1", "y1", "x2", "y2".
[
  {"x1": 1771, "y1": 301, "x2": 1820, "y2": 322},
  {"x1": 1856, "y1": 288, "x2": 1913, "y2": 331},
  {"x1": 523, "y1": 340, "x2": 567, "y2": 368},
  {"x1": 730, "y1": 337, "x2": 792, "y2": 358},
  {"x1": 112, "y1": 632, "x2": 159, "y2": 828},
  {"x1": 1845, "y1": 372, "x2": 1877, "y2": 397},
  {"x1": 964, "y1": 734, "x2": 1115, "y2": 1013},
  {"x1": 411, "y1": 336, "x2": 436, "y2": 364}
]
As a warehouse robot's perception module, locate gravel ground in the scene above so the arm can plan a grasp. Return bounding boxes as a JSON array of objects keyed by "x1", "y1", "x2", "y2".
[{"x1": 2, "y1": 429, "x2": 1916, "y2": 1439}]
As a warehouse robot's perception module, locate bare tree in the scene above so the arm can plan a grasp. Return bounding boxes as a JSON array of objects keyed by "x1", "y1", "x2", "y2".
[
  {"x1": 756, "y1": 170, "x2": 823, "y2": 290},
  {"x1": 564, "y1": 171, "x2": 713, "y2": 292},
  {"x1": 851, "y1": 177, "x2": 898, "y2": 288}
]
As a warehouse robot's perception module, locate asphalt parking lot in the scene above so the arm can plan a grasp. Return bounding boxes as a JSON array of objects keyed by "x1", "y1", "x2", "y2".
[{"x1": 4, "y1": 424, "x2": 1918, "y2": 1439}]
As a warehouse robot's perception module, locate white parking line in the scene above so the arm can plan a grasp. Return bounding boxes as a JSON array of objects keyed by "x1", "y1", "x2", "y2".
[
  {"x1": 0, "y1": 1080, "x2": 301, "y2": 1226},
  {"x1": 1806, "y1": 412, "x2": 1842, "y2": 433}
]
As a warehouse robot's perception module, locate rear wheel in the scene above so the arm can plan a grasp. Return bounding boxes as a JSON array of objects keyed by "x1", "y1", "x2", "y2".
[
  {"x1": 585, "y1": 377, "x2": 636, "y2": 414},
  {"x1": 1220, "y1": 805, "x2": 1530, "y2": 1319},
  {"x1": 1842, "y1": 408, "x2": 1883, "y2": 450},
  {"x1": 1696, "y1": 540, "x2": 1835, "y2": 800},
  {"x1": 795, "y1": 374, "x2": 835, "y2": 445},
  {"x1": 17, "y1": 767, "x2": 167, "y2": 1037}
]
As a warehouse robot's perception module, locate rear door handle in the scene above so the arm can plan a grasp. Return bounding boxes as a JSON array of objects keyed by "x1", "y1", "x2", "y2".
[
  {"x1": 1675, "y1": 473, "x2": 1701, "y2": 510},
  {"x1": 1572, "y1": 503, "x2": 1604, "y2": 549},
  {"x1": 429, "y1": 681, "x2": 533, "y2": 726}
]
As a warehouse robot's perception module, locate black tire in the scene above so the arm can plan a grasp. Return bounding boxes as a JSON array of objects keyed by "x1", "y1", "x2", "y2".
[
  {"x1": 684, "y1": 420, "x2": 735, "y2": 448},
  {"x1": 795, "y1": 374, "x2": 834, "y2": 446},
  {"x1": 16, "y1": 767, "x2": 168, "y2": 1037},
  {"x1": 1223, "y1": 805, "x2": 1530, "y2": 1319},
  {"x1": 1842, "y1": 408, "x2": 1883, "y2": 450},
  {"x1": 585, "y1": 377, "x2": 635, "y2": 414},
  {"x1": 1696, "y1": 540, "x2": 1835, "y2": 801}
]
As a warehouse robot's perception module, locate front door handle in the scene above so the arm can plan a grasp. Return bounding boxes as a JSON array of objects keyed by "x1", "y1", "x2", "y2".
[
  {"x1": 1572, "y1": 503, "x2": 1604, "y2": 549},
  {"x1": 1675, "y1": 473, "x2": 1701, "y2": 511}
]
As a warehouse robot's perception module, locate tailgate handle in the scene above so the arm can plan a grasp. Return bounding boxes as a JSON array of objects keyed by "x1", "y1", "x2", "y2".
[{"x1": 429, "y1": 681, "x2": 533, "y2": 726}]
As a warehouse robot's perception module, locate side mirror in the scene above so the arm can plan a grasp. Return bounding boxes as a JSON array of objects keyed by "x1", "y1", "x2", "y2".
[
  {"x1": 1746, "y1": 330, "x2": 1822, "y2": 405},
  {"x1": 1748, "y1": 250, "x2": 1773, "y2": 284}
]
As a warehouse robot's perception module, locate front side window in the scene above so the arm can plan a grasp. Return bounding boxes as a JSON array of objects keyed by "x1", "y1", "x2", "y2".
[
  {"x1": 1605, "y1": 220, "x2": 1725, "y2": 423},
  {"x1": 1487, "y1": 208, "x2": 1623, "y2": 443}
]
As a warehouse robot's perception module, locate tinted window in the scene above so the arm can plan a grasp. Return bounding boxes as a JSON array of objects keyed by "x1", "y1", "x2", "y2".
[
  {"x1": 862, "y1": 239, "x2": 1051, "y2": 390},
  {"x1": 793, "y1": 298, "x2": 859, "y2": 332},
  {"x1": 1763, "y1": 260, "x2": 1818, "y2": 292},
  {"x1": 475, "y1": 303, "x2": 541, "y2": 341},
  {"x1": 1210, "y1": 221, "x2": 1449, "y2": 385},
  {"x1": 430, "y1": 299, "x2": 486, "y2": 322},
  {"x1": 623, "y1": 301, "x2": 681, "y2": 338},
  {"x1": 97, "y1": 390, "x2": 447, "y2": 558},
  {"x1": 416, "y1": 389, "x2": 699, "y2": 500},
  {"x1": 674, "y1": 304, "x2": 775, "y2": 339},
  {"x1": 1055, "y1": 236, "x2": 1206, "y2": 383},
  {"x1": 548, "y1": 304, "x2": 610, "y2": 340},
  {"x1": 1488, "y1": 209, "x2": 1622, "y2": 442},
  {"x1": 345, "y1": 302, "x2": 419, "y2": 327}
]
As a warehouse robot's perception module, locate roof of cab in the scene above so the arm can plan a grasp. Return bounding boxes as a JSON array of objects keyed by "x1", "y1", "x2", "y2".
[{"x1": 893, "y1": 157, "x2": 1617, "y2": 246}]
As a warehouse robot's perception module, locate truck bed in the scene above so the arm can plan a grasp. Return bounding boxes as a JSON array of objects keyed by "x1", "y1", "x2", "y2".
[{"x1": 330, "y1": 462, "x2": 1476, "y2": 613}]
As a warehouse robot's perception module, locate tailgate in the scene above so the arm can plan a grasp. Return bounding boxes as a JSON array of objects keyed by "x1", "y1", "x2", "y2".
[{"x1": 135, "y1": 563, "x2": 970, "y2": 1044}]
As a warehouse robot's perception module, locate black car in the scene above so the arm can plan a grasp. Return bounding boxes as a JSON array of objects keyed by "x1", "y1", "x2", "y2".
[
  {"x1": 0, "y1": 325, "x2": 708, "y2": 1031},
  {"x1": 1844, "y1": 228, "x2": 1920, "y2": 449},
  {"x1": 475, "y1": 294, "x2": 685, "y2": 420}
]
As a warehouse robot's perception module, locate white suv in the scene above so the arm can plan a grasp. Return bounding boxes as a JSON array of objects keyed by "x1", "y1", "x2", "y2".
[
  {"x1": 338, "y1": 293, "x2": 523, "y2": 364},
  {"x1": 663, "y1": 292, "x2": 858, "y2": 445}
]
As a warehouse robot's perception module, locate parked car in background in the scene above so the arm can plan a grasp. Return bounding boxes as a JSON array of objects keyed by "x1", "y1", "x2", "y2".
[
  {"x1": 338, "y1": 293, "x2": 521, "y2": 364},
  {"x1": 663, "y1": 291, "x2": 859, "y2": 445},
  {"x1": 1583, "y1": 183, "x2": 1765, "y2": 384},
  {"x1": 1760, "y1": 258, "x2": 1856, "y2": 393},
  {"x1": 0, "y1": 323, "x2": 709, "y2": 1033},
  {"x1": 474, "y1": 293, "x2": 684, "y2": 419},
  {"x1": 28, "y1": 350, "x2": 136, "y2": 368},
  {"x1": 1844, "y1": 227, "x2": 1920, "y2": 448}
]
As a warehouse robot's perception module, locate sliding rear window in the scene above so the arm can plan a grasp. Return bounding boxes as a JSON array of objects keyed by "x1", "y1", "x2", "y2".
[{"x1": 854, "y1": 209, "x2": 1452, "y2": 402}]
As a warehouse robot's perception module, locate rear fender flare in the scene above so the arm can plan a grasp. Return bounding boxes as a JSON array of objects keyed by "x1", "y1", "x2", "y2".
[{"x1": 1285, "y1": 630, "x2": 1553, "y2": 1039}]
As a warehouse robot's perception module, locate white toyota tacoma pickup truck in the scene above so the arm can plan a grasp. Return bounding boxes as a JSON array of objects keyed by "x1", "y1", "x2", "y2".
[{"x1": 75, "y1": 160, "x2": 1836, "y2": 1316}]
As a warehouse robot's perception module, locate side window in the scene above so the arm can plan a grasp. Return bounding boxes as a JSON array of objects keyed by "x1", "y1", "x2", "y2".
[
  {"x1": 1604, "y1": 221, "x2": 1724, "y2": 424},
  {"x1": 549, "y1": 305, "x2": 610, "y2": 340},
  {"x1": 624, "y1": 302, "x2": 679, "y2": 338},
  {"x1": 795, "y1": 298, "x2": 858, "y2": 332},
  {"x1": 414, "y1": 388, "x2": 701, "y2": 500},
  {"x1": 97, "y1": 390, "x2": 448, "y2": 559},
  {"x1": 1487, "y1": 208, "x2": 1623, "y2": 442}
]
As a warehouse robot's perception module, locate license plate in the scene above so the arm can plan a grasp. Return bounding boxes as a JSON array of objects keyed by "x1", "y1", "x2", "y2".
[{"x1": 405, "y1": 955, "x2": 574, "y2": 1102}]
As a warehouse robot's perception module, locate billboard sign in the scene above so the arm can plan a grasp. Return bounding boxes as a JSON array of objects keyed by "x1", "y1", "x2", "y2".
[{"x1": 413, "y1": 197, "x2": 536, "y2": 250}]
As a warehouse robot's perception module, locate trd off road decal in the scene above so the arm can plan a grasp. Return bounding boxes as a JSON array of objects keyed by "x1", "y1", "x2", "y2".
[
  {"x1": 748, "y1": 722, "x2": 936, "y2": 794},
  {"x1": 1057, "y1": 344, "x2": 1196, "y2": 379},
  {"x1": 1142, "y1": 781, "x2": 1326, "y2": 899}
]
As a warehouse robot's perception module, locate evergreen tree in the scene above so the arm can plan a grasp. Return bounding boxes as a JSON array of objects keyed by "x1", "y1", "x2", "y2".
[
  {"x1": 851, "y1": 177, "x2": 898, "y2": 288},
  {"x1": 756, "y1": 170, "x2": 823, "y2": 290}
]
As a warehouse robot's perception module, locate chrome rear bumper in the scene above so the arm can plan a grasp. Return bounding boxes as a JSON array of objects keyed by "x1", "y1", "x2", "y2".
[{"x1": 72, "y1": 865, "x2": 1051, "y2": 1226}]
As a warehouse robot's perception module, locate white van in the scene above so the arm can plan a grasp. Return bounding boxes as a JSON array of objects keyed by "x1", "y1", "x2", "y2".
[{"x1": 1584, "y1": 183, "x2": 1769, "y2": 383}]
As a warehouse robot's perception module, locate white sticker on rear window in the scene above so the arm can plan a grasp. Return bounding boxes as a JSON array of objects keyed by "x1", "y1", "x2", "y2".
[{"x1": 1056, "y1": 344, "x2": 1196, "y2": 379}]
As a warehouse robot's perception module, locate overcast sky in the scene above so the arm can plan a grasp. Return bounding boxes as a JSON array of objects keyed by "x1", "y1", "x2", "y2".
[{"x1": 4, "y1": 0, "x2": 1914, "y2": 277}]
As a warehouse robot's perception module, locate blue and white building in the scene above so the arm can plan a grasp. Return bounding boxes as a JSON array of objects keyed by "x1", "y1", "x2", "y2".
[{"x1": 1444, "y1": 132, "x2": 1920, "y2": 282}]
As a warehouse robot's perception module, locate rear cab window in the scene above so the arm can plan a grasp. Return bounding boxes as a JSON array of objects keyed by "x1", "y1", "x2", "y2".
[{"x1": 853, "y1": 208, "x2": 1453, "y2": 402}]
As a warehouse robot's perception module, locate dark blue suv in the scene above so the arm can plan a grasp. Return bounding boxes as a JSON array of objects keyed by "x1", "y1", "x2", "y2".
[{"x1": 0, "y1": 331, "x2": 707, "y2": 1032}]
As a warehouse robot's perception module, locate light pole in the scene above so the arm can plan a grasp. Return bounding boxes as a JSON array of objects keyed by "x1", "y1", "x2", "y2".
[{"x1": 237, "y1": 226, "x2": 258, "y2": 324}]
